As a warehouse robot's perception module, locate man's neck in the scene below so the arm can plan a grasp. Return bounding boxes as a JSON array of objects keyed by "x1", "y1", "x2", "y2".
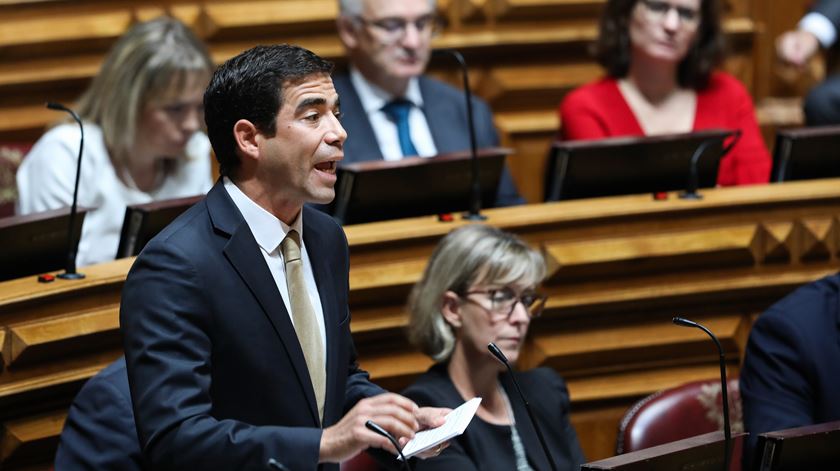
[
  {"x1": 231, "y1": 176, "x2": 302, "y2": 225},
  {"x1": 352, "y1": 61, "x2": 410, "y2": 97}
]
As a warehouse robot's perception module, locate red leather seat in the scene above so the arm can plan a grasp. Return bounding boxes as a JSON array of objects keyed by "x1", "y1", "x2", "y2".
[
  {"x1": 340, "y1": 451, "x2": 379, "y2": 471},
  {"x1": 0, "y1": 142, "x2": 32, "y2": 218},
  {"x1": 617, "y1": 378, "x2": 743, "y2": 456}
]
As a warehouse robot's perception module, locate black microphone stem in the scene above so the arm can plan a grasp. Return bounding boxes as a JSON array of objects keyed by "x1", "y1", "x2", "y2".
[
  {"x1": 672, "y1": 317, "x2": 731, "y2": 471},
  {"x1": 365, "y1": 420, "x2": 412, "y2": 471},
  {"x1": 435, "y1": 49, "x2": 485, "y2": 221},
  {"x1": 46, "y1": 102, "x2": 85, "y2": 280},
  {"x1": 488, "y1": 343, "x2": 559, "y2": 471}
]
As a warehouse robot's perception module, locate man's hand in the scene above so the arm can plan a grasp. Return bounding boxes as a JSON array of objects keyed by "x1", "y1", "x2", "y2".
[
  {"x1": 403, "y1": 406, "x2": 451, "y2": 459},
  {"x1": 319, "y1": 393, "x2": 419, "y2": 463},
  {"x1": 777, "y1": 29, "x2": 821, "y2": 68}
]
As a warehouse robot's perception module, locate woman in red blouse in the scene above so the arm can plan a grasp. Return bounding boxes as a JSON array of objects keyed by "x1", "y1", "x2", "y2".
[{"x1": 559, "y1": 0, "x2": 771, "y2": 186}]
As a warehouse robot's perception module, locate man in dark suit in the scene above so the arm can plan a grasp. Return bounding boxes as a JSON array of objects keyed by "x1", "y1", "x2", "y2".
[
  {"x1": 739, "y1": 273, "x2": 840, "y2": 470},
  {"x1": 334, "y1": 0, "x2": 524, "y2": 206},
  {"x1": 777, "y1": 0, "x2": 840, "y2": 124},
  {"x1": 120, "y1": 44, "x2": 445, "y2": 470},
  {"x1": 55, "y1": 357, "x2": 145, "y2": 471}
]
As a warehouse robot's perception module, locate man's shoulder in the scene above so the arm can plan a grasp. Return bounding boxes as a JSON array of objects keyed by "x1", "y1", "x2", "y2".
[{"x1": 760, "y1": 272, "x2": 840, "y2": 332}]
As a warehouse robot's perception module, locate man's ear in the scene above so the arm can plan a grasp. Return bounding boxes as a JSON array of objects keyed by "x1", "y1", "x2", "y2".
[
  {"x1": 336, "y1": 16, "x2": 360, "y2": 49},
  {"x1": 233, "y1": 119, "x2": 260, "y2": 163},
  {"x1": 441, "y1": 291, "x2": 463, "y2": 329}
]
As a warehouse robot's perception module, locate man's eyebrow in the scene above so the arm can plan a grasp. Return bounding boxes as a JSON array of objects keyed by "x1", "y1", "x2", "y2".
[{"x1": 295, "y1": 97, "x2": 327, "y2": 114}]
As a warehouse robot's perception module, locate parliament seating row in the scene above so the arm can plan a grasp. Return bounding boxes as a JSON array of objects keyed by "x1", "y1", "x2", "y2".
[{"x1": 0, "y1": 0, "x2": 776, "y2": 203}]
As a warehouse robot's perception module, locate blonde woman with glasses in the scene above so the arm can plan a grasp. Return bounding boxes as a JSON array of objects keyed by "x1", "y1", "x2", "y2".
[
  {"x1": 400, "y1": 224, "x2": 584, "y2": 470},
  {"x1": 16, "y1": 16, "x2": 214, "y2": 266},
  {"x1": 558, "y1": 0, "x2": 771, "y2": 187}
]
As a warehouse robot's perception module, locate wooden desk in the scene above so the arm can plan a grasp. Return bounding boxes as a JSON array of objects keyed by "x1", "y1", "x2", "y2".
[{"x1": 3, "y1": 179, "x2": 840, "y2": 468}]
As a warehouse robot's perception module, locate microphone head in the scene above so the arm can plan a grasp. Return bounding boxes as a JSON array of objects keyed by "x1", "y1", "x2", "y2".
[
  {"x1": 46, "y1": 102, "x2": 67, "y2": 111},
  {"x1": 672, "y1": 316, "x2": 698, "y2": 328},
  {"x1": 487, "y1": 343, "x2": 509, "y2": 365},
  {"x1": 365, "y1": 419, "x2": 388, "y2": 437}
]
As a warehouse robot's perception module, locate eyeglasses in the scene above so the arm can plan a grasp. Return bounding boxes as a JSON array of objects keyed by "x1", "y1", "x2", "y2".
[
  {"x1": 459, "y1": 287, "x2": 547, "y2": 321},
  {"x1": 639, "y1": 0, "x2": 700, "y2": 25},
  {"x1": 355, "y1": 13, "x2": 442, "y2": 44}
]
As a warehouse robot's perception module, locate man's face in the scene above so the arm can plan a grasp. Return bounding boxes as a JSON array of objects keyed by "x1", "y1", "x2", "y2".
[
  {"x1": 258, "y1": 73, "x2": 346, "y2": 208},
  {"x1": 350, "y1": 0, "x2": 436, "y2": 87}
]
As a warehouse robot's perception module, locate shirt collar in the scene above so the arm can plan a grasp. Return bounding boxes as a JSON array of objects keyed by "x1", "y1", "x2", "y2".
[
  {"x1": 223, "y1": 177, "x2": 303, "y2": 254},
  {"x1": 348, "y1": 66, "x2": 424, "y2": 114}
]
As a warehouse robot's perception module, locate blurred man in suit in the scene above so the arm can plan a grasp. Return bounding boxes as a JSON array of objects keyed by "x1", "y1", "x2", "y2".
[
  {"x1": 55, "y1": 357, "x2": 145, "y2": 471},
  {"x1": 120, "y1": 44, "x2": 445, "y2": 470},
  {"x1": 739, "y1": 273, "x2": 840, "y2": 470},
  {"x1": 777, "y1": 0, "x2": 840, "y2": 125},
  {"x1": 334, "y1": 0, "x2": 524, "y2": 206}
]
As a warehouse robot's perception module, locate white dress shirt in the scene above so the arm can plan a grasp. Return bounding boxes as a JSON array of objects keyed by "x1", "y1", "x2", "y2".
[
  {"x1": 16, "y1": 122, "x2": 212, "y2": 267},
  {"x1": 223, "y1": 177, "x2": 327, "y2": 350},
  {"x1": 349, "y1": 67, "x2": 438, "y2": 161},
  {"x1": 801, "y1": 11, "x2": 837, "y2": 48}
]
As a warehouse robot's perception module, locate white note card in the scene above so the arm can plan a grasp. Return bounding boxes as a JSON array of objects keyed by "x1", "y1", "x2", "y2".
[{"x1": 399, "y1": 397, "x2": 482, "y2": 460}]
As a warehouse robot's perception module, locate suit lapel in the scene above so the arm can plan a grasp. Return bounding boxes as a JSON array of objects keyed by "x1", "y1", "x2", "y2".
[
  {"x1": 502, "y1": 373, "x2": 551, "y2": 471},
  {"x1": 334, "y1": 74, "x2": 384, "y2": 162},
  {"x1": 419, "y1": 76, "x2": 463, "y2": 154},
  {"x1": 301, "y1": 210, "x2": 341, "y2": 424},
  {"x1": 206, "y1": 183, "x2": 321, "y2": 425}
]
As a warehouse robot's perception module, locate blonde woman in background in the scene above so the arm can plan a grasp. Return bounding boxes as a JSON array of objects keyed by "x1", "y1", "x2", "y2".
[
  {"x1": 16, "y1": 16, "x2": 214, "y2": 266},
  {"x1": 401, "y1": 224, "x2": 585, "y2": 471}
]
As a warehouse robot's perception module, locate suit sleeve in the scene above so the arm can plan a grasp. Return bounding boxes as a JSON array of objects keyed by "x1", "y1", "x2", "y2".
[
  {"x1": 120, "y1": 239, "x2": 322, "y2": 470},
  {"x1": 54, "y1": 365, "x2": 144, "y2": 471},
  {"x1": 739, "y1": 308, "x2": 815, "y2": 469},
  {"x1": 472, "y1": 97, "x2": 525, "y2": 206},
  {"x1": 715, "y1": 78, "x2": 771, "y2": 186}
]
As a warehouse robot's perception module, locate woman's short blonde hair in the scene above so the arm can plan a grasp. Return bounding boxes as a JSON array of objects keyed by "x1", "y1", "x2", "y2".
[
  {"x1": 407, "y1": 224, "x2": 545, "y2": 362},
  {"x1": 75, "y1": 16, "x2": 213, "y2": 169}
]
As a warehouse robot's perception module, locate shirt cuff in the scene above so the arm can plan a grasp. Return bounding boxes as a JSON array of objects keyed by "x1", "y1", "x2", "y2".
[{"x1": 799, "y1": 12, "x2": 836, "y2": 48}]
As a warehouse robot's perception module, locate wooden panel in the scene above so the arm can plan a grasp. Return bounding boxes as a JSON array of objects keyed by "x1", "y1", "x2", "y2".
[
  {"x1": 0, "y1": 411, "x2": 64, "y2": 466},
  {"x1": 1, "y1": 180, "x2": 839, "y2": 467},
  {"x1": 5, "y1": 305, "x2": 119, "y2": 367}
]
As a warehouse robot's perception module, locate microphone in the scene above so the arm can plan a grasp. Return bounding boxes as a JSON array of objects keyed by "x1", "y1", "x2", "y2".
[
  {"x1": 488, "y1": 343, "x2": 559, "y2": 471},
  {"x1": 679, "y1": 130, "x2": 741, "y2": 201},
  {"x1": 365, "y1": 420, "x2": 412, "y2": 471},
  {"x1": 432, "y1": 48, "x2": 485, "y2": 221},
  {"x1": 46, "y1": 102, "x2": 85, "y2": 280},
  {"x1": 672, "y1": 317, "x2": 732, "y2": 471},
  {"x1": 266, "y1": 458, "x2": 289, "y2": 470}
]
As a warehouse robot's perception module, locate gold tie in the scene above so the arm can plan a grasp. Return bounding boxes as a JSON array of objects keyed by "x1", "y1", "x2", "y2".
[{"x1": 280, "y1": 230, "x2": 325, "y2": 421}]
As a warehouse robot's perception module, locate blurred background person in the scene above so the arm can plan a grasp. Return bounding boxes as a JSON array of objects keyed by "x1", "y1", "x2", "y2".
[
  {"x1": 776, "y1": 0, "x2": 840, "y2": 126},
  {"x1": 400, "y1": 224, "x2": 584, "y2": 470},
  {"x1": 559, "y1": 0, "x2": 770, "y2": 186},
  {"x1": 16, "y1": 16, "x2": 214, "y2": 267},
  {"x1": 739, "y1": 272, "x2": 840, "y2": 470},
  {"x1": 334, "y1": 0, "x2": 524, "y2": 206},
  {"x1": 54, "y1": 356, "x2": 144, "y2": 470}
]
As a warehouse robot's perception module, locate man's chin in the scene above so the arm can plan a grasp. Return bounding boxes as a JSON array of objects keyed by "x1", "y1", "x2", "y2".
[{"x1": 308, "y1": 189, "x2": 336, "y2": 206}]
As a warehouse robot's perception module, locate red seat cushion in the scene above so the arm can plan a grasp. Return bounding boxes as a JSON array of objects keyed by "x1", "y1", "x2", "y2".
[{"x1": 617, "y1": 378, "x2": 743, "y2": 455}]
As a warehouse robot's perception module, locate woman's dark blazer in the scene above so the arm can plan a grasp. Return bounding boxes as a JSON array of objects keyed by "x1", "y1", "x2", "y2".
[{"x1": 401, "y1": 363, "x2": 585, "y2": 471}]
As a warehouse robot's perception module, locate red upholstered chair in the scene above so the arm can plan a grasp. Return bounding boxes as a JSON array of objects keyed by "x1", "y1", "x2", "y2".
[
  {"x1": 340, "y1": 451, "x2": 380, "y2": 471},
  {"x1": 0, "y1": 142, "x2": 32, "y2": 218},
  {"x1": 617, "y1": 378, "x2": 743, "y2": 460}
]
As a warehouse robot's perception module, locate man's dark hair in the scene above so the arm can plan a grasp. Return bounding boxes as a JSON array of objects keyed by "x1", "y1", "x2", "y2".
[
  {"x1": 592, "y1": 0, "x2": 724, "y2": 90},
  {"x1": 204, "y1": 44, "x2": 334, "y2": 177}
]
